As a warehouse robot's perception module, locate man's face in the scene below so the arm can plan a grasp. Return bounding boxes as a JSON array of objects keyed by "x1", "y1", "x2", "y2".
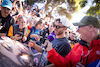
[
  {"x1": 1, "y1": 7, "x2": 11, "y2": 17},
  {"x1": 70, "y1": 34, "x2": 75, "y2": 40},
  {"x1": 77, "y1": 25, "x2": 90, "y2": 41},
  {"x1": 54, "y1": 22, "x2": 65, "y2": 35}
]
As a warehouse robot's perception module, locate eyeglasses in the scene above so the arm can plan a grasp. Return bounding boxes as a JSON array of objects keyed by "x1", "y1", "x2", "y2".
[{"x1": 54, "y1": 25, "x2": 65, "y2": 29}]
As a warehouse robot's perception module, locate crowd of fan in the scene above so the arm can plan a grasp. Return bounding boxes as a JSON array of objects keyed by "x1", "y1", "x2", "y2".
[
  {"x1": 1, "y1": 0, "x2": 100, "y2": 67},
  {"x1": 0, "y1": 0, "x2": 79, "y2": 47}
]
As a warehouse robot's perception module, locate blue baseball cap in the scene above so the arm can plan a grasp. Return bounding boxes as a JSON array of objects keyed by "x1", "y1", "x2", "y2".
[{"x1": 2, "y1": 0, "x2": 12, "y2": 10}]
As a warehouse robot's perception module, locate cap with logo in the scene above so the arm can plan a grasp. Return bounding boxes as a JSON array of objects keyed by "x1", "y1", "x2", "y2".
[
  {"x1": 55, "y1": 16, "x2": 70, "y2": 27},
  {"x1": 2, "y1": 0, "x2": 12, "y2": 10},
  {"x1": 73, "y1": 16, "x2": 100, "y2": 29}
]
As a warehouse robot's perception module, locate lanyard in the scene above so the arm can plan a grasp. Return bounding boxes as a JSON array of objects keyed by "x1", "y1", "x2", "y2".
[{"x1": 80, "y1": 47, "x2": 92, "y2": 63}]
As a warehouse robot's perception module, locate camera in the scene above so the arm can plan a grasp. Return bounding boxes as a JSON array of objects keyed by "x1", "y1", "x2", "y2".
[{"x1": 38, "y1": 28, "x2": 49, "y2": 44}]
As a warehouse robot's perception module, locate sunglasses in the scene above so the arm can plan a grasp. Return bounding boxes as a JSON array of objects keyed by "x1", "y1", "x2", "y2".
[{"x1": 54, "y1": 25, "x2": 65, "y2": 29}]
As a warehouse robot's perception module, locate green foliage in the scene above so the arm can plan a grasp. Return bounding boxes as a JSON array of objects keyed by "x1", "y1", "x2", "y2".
[
  {"x1": 79, "y1": 0, "x2": 87, "y2": 8},
  {"x1": 26, "y1": 0, "x2": 82, "y2": 19},
  {"x1": 56, "y1": 7, "x2": 72, "y2": 19},
  {"x1": 27, "y1": 0, "x2": 43, "y2": 5},
  {"x1": 79, "y1": 0, "x2": 100, "y2": 16},
  {"x1": 87, "y1": 4, "x2": 100, "y2": 16}
]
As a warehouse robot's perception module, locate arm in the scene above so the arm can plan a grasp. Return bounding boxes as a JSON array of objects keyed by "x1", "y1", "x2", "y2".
[
  {"x1": 45, "y1": 40, "x2": 70, "y2": 67},
  {"x1": 0, "y1": 33, "x2": 6, "y2": 37},
  {"x1": 22, "y1": 29, "x2": 30, "y2": 42},
  {"x1": 30, "y1": 34, "x2": 36, "y2": 38},
  {"x1": 11, "y1": 34, "x2": 22, "y2": 40},
  {"x1": 8, "y1": 25, "x2": 22, "y2": 40},
  {"x1": 44, "y1": 63, "x2": 56, "y2": 67},
  {"x1": 47, "y1": 49, "x2": 67, "y2": 67},
  {"x1": 28, "y1": 40, "x2": 42, "y2": 53},
  {"x1": 30, "y1": 34, "x2": 40, "y2": 41},
  {"x1": 18, "y1": 1, "x2": 23, "y2": 13}
]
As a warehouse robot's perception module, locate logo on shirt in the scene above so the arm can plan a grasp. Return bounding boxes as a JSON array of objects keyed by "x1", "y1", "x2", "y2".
[{"x1": 96, "y1": 50, "x2": 100, "y2": 55}]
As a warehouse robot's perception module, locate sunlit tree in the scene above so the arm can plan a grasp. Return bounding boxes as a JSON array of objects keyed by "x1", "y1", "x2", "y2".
[
  {"x1": 80, "y1": 0, "x2": 100, "y2": 17},
  {"x1": 26, "y1": 0, "x2": 82, "y2": 19}
]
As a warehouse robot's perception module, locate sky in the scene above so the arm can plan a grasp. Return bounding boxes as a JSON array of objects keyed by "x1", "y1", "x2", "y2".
[
  {"x1": 26, "y1": 0, "x2": 93, "y2": 32},
  {"x1": 70, "y1": 0, "x2": 93, "y2": 23},
  {"x1": 68, "y1": 0, "x2": 93, "y2": 32},
  {"x1": 35, "y1": 1, "x2": 93, "y2": 32}
]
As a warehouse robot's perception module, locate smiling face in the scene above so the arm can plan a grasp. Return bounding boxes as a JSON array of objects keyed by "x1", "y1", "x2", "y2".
[
  {"x1": 36, "y1": 23, "x2": 43, "y2": 30},
  {"x1": 77, "y1": 25, "x2": 91, "y2": 42},
  {"x1": 49, "y1": 23, "x2": 54, "y2": 33},
  {"x1": 1, "y1": 6, "x2": 11, "y2": 17},
  {"x1": 18, "y1": 17, "x2": 27, "y2": 29},
  {"x1": 54, "y1": 22, "x2": 66, "y2": 36}
]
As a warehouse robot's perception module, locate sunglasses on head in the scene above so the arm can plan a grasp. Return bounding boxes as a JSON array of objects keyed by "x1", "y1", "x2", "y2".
[{"x1": 54, "y1": 25, "x2": 65, "y2": 29}]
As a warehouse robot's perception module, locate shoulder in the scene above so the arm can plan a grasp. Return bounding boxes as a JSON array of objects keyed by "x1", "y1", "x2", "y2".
[
  {"x1": 8, "y1": 15, "x2": 15, "y2": 24},
  {"x1": 71, "y1": 43, "x2": 83, "y2": 51},
  {"x1": 31, "y1": 26, "x2": 36, "y2": 30},
  {"x1": 12, "y1": 24, "x2": 19, "y2": 27},
  {"x1": 62, "y1": 37, "x2": 69, "y2": 43}
]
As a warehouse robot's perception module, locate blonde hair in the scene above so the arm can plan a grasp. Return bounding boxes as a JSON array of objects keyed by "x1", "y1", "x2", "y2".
[{"x1": 18, "y1": 16, "x2": 27, "y2": 23}]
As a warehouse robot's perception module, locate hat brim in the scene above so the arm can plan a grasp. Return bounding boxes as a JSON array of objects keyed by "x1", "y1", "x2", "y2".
[
  {"x1": 73, "y1": 22, "x2": 86, "y2": 26},
  {"x1": 2, "y1": 5, "x2": 12, "y2": 10}
]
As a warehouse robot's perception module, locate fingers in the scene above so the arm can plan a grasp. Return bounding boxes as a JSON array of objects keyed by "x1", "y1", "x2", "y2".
[
  {"x1": 28, "y1": 40, "x2": 36, "y2": 47},
  {"x1": 43, "y1": 40, "x2": 53, "y2": 51},
  {"x1": 35, "y1": 36, "x2": 40, "y2": 41},
  {"x1": 28, "y1": 42, "x2": 33, "y2": 47},
  {"x1": 43, "y1": 40, "x2": 49, "y2": 47},
  {"x1": 15, "y1": 34, "x2": 20, "y2": 37},
  {"x1": 22, "y1": 36, "x2": 27, "y2": 42},
  {"x1": 16, "y1": 36, "x2": 22, "y2": 40},
  {"x1": 14, "y1": 34, "x2": 22, "y2": 40}
]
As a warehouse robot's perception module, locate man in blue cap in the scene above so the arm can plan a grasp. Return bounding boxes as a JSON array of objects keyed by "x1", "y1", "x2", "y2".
[{"x1": 0, "y1": 0, "x2": 15, "y2": 37}]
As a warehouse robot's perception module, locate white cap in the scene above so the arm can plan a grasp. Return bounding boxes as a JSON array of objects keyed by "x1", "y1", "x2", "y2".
[{"x1": 55, "y1": 16, "x2": 70, "y2": 27}]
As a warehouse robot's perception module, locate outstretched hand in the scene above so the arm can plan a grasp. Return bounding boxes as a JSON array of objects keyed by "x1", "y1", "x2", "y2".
[{"x1": 28, "y1": 40, "x2": 36, "y2": 48}]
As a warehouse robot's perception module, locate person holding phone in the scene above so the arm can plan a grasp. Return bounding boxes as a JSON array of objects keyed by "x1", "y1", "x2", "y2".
[{"x1": 8, "y1": 16, "x2": 30, "y2": 43}]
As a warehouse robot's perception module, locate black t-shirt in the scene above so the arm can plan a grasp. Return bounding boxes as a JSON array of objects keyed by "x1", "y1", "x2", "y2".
[
  {"x1": 39, "y1": 37, "x2": 71, "y2": 66},
  {"x1": 0, "y1": 11, "x2": 15, "y2": 34},
  {"x1": 68, "y1": 37, "x2": 79, "y2": 44}
]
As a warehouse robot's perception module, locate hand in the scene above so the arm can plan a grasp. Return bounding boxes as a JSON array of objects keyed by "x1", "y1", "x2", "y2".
[
  {"x1": 43, "y1": 40, "x2": 53, "y2": 51},
  {"x1": 0, "y1": 33, "x2": 6, "y2": 37},
  {"x1": 28, "y1": 40, "x2": 36, "y2": 47},
  {"x1": 34, "y1": 35, "x2": 40, "y2": 41},
  {"x1": 14, "y1": 34, "x2": 22, "y2": 40},
  {"x1": 22, "y1": 36, "x2": 27, "y2": 42}
]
